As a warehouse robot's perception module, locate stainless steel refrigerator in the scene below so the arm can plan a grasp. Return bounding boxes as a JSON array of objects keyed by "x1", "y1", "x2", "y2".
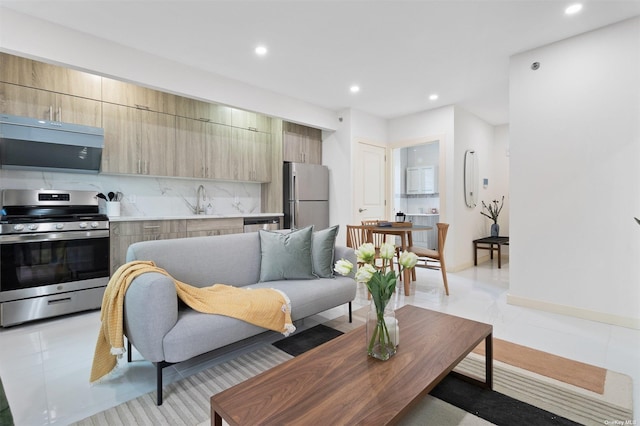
[{"x1": 284, "y1": 162, "x2": 329, "y2": 230}]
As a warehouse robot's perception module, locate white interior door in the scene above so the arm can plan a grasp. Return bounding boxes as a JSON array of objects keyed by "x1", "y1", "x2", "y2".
[{"x1": 354, "y1": 141, "x2": 387, "y2": 223}]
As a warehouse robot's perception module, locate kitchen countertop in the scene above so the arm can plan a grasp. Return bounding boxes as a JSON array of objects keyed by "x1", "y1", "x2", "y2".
[
  {"x1": 405, "y1": 213, "x2": 440, "y2": 217},
  {"x1": 108, "y1": 213, "x2": 283, "y2": 222}
]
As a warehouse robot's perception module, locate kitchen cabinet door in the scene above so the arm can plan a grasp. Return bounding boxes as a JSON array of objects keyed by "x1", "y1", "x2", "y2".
[
  {"x1": 207, "y1": 123, "x2": 234, "y2": 180},
  {"x1": 175, "y1": 96, "x2": 232, "y2": 126},
  {"x1": 406, "y1": 166, "x2": 436, "y2": 194},
  {"x1": 102, "y1": 103, "x2": 141, "y2": 174},
  {"x1": 185, "y1": 218, "x2": 243, "y2": 237},
  {"x1": 231, "y1": 108, "x2": 271, "y2": 133},
  {"x1": 0, "y1": 53, "x2": 32, "y2": 87},
  {"x1": 0, "y1": 83, "x2": 102, "y2": 126},
  {"x1": 102, "y1": 103, "x2": 176, "y2": 175},
  {"x1": 175, "y1": 117, "x2": 210, "y2": 179},
  {"x1": 232, "y1": 128, "x2": 272, "y2": 182},
  {"x1": 31, "y1": 60, "x2": 102, "y2": 100},
  {"x1": 0, "y1": 53, "x2": 102, "y2": 100},
  {"x1": 109, "y1": 220, "x2": 186, "y2": 274},
  {"x1": 283, "y1": 126, "x2": 322, "y2": 164},
  {"x1": 138, "y1": 109, "x2": 176, "y2": 176},
  {"x1": 102, "y1": 77, "x2": 176, "y2": 115}
]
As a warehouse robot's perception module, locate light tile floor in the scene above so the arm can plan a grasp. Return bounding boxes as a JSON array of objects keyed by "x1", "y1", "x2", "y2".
[{"x1": 1, "y1": 261, "x2": 639, "y2": 425}]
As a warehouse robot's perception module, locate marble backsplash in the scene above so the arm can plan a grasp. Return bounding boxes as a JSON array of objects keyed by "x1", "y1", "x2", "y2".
[{"x1": 0, "y1": 170, "x2": 264, "y2": 217}]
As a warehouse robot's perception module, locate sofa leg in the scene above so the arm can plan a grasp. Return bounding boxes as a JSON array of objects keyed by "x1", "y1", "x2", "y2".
[
  {"x1": 155, "y1": 361, "x2": 173, "y2": 406},
  {"x1": 127, "y1": 339, "x2": 132, "y2": 363},
  {"x1": 348, "y1": 302, "x2": 353, "y2": 323}
]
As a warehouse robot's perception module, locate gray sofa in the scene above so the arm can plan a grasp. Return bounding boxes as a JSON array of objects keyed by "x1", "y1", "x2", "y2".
[{"x1": 123, "y1": 228, "x2": 356, "y2": 404}]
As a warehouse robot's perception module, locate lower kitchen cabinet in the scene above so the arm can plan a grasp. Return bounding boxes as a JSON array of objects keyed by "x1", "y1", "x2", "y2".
[
  {"x1": 408, "y1": 215, "x2": 439, "y2": 250},
  {"x1": 109, "y1": 220, "x2": 187, "y2": 274},
  {"x1": 109, "y1": 218, "x2": 244, "y2": 274},
  {"x1": 186, "y1": 218, "x2": 244, "y2": 237}
]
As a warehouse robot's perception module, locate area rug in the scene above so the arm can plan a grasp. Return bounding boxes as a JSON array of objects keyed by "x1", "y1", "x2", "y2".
[
  {"x1": 273, "y1": 324, "x2": 343, "y2": 356},
  {"x1": 74, "y1": 323, "x2": 633, "y2": 426}
]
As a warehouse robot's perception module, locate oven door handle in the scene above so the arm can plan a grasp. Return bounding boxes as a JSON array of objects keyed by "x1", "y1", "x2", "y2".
[{"x1": 0, "y1": 230, "x2": 110, "y2": 244}]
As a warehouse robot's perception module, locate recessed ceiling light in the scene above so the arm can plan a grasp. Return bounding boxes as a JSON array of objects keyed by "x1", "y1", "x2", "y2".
[
  {"x1": 429, "y1": 94, "x2": 439, "y2": 101},
  {"x1": 255, "y1": 45, "x2": 268, "y2": 56},
  {"x1": 565, "y1": 3, "x2": 583, "y2": 15},
  {"x1": 350, "y1": 85, "x2": 360, "y2": 93}
]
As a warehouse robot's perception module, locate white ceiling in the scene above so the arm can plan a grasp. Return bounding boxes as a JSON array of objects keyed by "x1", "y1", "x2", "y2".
[{"x1": 2, "y1": 0, "x2": 640, "y2": 125}]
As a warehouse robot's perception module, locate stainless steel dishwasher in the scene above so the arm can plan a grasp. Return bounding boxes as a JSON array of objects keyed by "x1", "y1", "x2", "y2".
[{"x1": 243, "y1": 217, "x2": 282, "y2": 233}]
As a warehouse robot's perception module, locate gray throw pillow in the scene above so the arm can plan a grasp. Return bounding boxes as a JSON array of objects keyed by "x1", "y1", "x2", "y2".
[
  {"x1": 312, "y1": 225, "x2": 339, "y2": 278},
  {"x1": 259, "y1": 226, "x2": 316, "y2": 282}
]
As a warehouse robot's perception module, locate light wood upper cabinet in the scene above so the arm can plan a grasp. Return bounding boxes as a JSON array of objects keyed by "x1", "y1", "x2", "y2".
[
  {"x1": 102, "y1": 78, "x2": 176, "y2": 115},
  {"x1": 231, "y1": 108, "x2": 271, "y2": 133},
  {"x1": 283, "y1": 130, "x2": 322, "y2": 164},
  {"x1": 175, "y1": 117, "x2": 235, "y2": 180},
  {"x1": 0, "y1": 82, "x2": 102, "y2": 127},
  {"x1": 102, "y1": 103, "x2": 176, "y2": 176},
  {"x1": 232, "y1": 128, "x2": 271, "y2": 182},
  {"x1": 175, "y1": 117, "x2": 208, "y2": 178},
  {"x1": 175, "y1": 96, "x2": 232, "y2": 126},
  {"x1": 0, "y1": 53, "x2": 102, "y2": 100}
]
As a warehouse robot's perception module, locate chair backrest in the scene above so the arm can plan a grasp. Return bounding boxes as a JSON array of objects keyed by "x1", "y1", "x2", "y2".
[
  {"x1": 436, "y1": 223, "x2": 449, "y2": 254},
  {"x1": 346, "y1": 224, "x2": 372, "y2": 249},
  {"x1": 361, "y1": 220, "x2": 385, "y2": 248}
]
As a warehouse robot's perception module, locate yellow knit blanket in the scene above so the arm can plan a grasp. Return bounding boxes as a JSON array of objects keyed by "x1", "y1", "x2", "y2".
[{"x1": 90, "y1": 260, "x2": 295, "y2": 383}]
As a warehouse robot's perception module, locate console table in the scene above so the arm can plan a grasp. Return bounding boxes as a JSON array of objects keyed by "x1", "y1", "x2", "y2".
[{"x1": 473, "y1": 236, "x2": 509, "y2": 268}]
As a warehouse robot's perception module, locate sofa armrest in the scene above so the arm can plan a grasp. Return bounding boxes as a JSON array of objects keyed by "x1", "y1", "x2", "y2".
[
  {"x1": 334, "y1": 245, "x2": 357, "y2": 279},
  {"x1": 124, "y1": 272, "x2": 178, "y2": 362}
]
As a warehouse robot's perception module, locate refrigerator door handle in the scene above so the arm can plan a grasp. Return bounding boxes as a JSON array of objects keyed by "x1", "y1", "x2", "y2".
[{"x1": 292, "y1": 174, "x2": 297, "y2": 228}]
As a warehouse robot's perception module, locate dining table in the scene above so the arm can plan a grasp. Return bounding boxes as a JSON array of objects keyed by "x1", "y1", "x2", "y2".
[{"x1": 363, "y1": 223, "x2": 433, "y2": 295}]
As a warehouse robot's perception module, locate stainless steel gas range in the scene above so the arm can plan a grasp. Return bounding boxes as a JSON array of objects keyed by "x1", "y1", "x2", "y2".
[{"x1": 0, "y1": 189, "x2": 110, "y2": 327}]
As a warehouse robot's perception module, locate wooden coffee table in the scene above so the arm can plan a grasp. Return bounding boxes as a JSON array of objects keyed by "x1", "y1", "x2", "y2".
[{"x1": 211, "y1": 305, "x2": 493, "y2": 425}]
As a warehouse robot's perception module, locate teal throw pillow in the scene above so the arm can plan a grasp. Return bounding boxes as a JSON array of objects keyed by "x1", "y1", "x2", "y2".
[
  {"x1": 312, "y1": 225, "x2": 339, "y2": 278},
  {"x1": 259, "y1": 226, "x2": 316, "y2": 282}
]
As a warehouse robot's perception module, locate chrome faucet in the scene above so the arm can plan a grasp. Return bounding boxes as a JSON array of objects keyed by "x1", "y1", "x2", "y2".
[{"x1": 196, "y1": 185, "x2": 207, "y2": 215}]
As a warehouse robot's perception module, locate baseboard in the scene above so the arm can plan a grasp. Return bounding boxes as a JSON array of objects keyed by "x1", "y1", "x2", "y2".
[
  {"x1": 507, "y1": 294, "x2": 640, "y2": 330},
  {"x1": 450, "y1": 254, "x2": 509, "y2": 272}
]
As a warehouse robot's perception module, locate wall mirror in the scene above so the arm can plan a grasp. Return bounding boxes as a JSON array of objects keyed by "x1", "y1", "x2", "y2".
[{"x1": 464, "y1": 149, "x2": 478, "y2": 208}]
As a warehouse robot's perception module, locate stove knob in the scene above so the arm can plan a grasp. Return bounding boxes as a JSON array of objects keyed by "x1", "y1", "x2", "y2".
[
  {"x1": 79, "y1": 222, "x2": 88, "y2": 229},
  {"x1": 55, "y1": 223, "x2": 64, "y2": 230},
  {"x1": 13, "y1": 224, "x2": 24, "y2": 231},
  {"x1": 28, "y1": 224, "x2": 39, "y2": 231},
  {"x1": 91, "y1": 222, "x2": 99, "y2": 228}
]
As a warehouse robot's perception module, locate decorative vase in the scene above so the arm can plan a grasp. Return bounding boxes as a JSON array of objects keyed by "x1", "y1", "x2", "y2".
[
  {"x1": 491, "y1": 222, "x2": 500, "y2": 237},
  {"x1": 366, "y1": 300, "x2": 398, "y2": 360}
]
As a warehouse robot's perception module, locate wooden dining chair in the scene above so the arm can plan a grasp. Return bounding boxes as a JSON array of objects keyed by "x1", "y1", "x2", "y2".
[
  {"x1": 346, "y1": 224, "x2": 372, "y2": 251},
  {"x1": 407, "y1": 223, "x2": 450, "y2": 296}
]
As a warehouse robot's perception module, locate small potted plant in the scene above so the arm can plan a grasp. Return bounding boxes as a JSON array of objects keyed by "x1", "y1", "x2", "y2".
[{"x1": 480, "y1": 195, "x2": 505, "y2": 237}]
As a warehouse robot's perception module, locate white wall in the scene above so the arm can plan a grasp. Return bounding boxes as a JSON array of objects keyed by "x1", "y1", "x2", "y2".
[
  {"x1": 509, "y1": 17, "x2": 640, "y2": 328},
  {"x1": 452, "y1": 106, "x2": 497, "y2": 269},
  {"x1": 491, "y1": 125, "x2": 510, "y2": 237},
  {"x1": 322, "y1": 110, "x2": 353, "y2": 245},
  {"x1": 322, "y1": 109, "x2": 388, "y2": 245}
]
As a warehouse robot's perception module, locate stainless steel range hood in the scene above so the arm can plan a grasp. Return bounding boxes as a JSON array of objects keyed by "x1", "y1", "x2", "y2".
[{"x1": 0, "y1": 114, "x2": 104, "y2": 174}]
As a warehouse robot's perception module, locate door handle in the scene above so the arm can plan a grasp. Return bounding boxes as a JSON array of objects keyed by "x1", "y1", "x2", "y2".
[{"x1": 359, "y1": 208, "x2": 367, "y2": 213}]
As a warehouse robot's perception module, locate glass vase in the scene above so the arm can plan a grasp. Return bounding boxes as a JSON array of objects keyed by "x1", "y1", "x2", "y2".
[
  {"x1": 366, "y1": 300, "x2": 398, "y2": 361},
  {"x1": 491, "y1": 223, "x2": 500, "y2": 237}
]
